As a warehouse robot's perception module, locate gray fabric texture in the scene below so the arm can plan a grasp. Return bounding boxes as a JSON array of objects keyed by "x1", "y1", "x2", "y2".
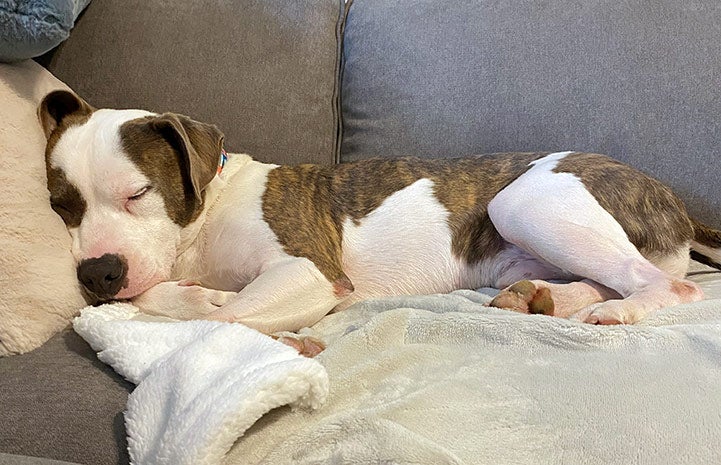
[
  {"x1": 0, "y1": 329, "x2": 132, "y2": 465},
  {"x1": 341, "y1": 0, "x2": 721, "y2": 228},
  {"x1": 0, "y1": 453, "x2": 80, "y2": 465},
  {"x1": 0, "y1": 0, "x2": 92, "y2": 62},
  {"x1": 40, "y1": 0, "x2": 344, "y2": 166}
]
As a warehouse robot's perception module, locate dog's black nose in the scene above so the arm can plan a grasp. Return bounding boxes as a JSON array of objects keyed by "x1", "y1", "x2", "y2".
[{"x1": 77, "y1": 254, "x2": 128, "y2": 300}]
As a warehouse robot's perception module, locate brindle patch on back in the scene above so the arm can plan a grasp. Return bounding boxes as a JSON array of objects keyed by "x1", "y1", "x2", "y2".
[
  {"x1": 554, "y1": 153, "x2": 694, "y2": 255},
  {"x1": 423, "y1": 153, "x2": 547, "y2": 263},
  {"x1": 262, "y1": 153, "x2": 547, "y2": 284},
  {"x1": 119, "y1": 119, "x2": 204, "y2": 227},
  {"x1": 262, "y1": 164, "x2": 348, "y2": 286}
]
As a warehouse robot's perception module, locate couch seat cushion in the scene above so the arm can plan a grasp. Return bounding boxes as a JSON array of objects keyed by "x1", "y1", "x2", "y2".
[{"x1": 0, "y1": 329, "x2": 131, "y2": 465}]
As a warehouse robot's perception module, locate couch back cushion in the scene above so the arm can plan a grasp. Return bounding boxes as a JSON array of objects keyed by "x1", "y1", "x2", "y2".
[
  {"x1": 41, "y1": 0, "x2": 344, "y2": 165},
  {"x1": 341, "y1": 0, "x2": 721, "y2": 228}
]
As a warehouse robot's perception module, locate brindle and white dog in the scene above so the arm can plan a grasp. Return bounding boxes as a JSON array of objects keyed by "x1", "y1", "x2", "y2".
[{"x1": 40, "y1": 90, "x2": 721, "y2": 343}]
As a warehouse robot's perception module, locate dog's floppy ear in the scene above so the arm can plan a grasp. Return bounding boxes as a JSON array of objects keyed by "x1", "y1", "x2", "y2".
[
  {"x1": 148, "y1": 113, "x2": 225, "y2": 200},
  {"x1": 38, "y1": 90, "x2": 95, "y2": 139}
]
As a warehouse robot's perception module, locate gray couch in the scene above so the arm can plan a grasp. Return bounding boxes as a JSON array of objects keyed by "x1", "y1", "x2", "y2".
[{"x1": 2, "y1": 0, "x2": 720, "y2": 463}]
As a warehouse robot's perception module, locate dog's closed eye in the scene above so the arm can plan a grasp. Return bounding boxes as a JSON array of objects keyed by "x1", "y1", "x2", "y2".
[
  {"x1": 124, "y1": 186, "x2": 154, "y2": 214},
  {"x1": 128, "y1": 186, "x2": 152, "y2": 201}
]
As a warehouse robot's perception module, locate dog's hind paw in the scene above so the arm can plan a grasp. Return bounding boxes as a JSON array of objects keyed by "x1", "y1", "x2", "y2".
[
  {"x1": 488, "y1": 280, "x2": 555, "y2": 316},
  {"x1": 571, "y1": 302, "x2": 625, "y2": 325}
]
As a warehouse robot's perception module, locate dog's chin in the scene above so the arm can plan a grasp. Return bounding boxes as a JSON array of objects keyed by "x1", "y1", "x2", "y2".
[
  {"x1": 114, "y1": 279, "x2": 161, "y2": 301},
  {"x1": 113, "y1": 289, "x2": 142, "y2": 301},
  {"x1": 83, "y1": 287, "x2": 143, "y2": 306}
]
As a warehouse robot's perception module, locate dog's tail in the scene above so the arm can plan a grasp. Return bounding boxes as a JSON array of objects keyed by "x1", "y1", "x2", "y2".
[{"x1": 690, "y1": 219, "x2": 721, "y2": 270}]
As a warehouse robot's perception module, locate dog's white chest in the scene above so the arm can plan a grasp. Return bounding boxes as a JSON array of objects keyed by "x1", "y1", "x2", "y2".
[{"x1": 175, "y1": 161, "x2": 288, "y2": 290}]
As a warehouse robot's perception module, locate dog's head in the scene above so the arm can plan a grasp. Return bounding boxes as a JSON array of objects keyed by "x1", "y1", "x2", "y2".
[{"x1": 39, "y1": 90, "x2": 224, "y2": 302}]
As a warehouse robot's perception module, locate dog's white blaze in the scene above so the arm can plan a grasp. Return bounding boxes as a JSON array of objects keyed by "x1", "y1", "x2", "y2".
[
  {"x1": 50, "y1": 109, "x2": 158, "y2": 223},
  {"x1": 338, "y1": 178, "x2": 462, "y2": 308},
  {"x1": 50, "y1": 109, "x2": 154, "y2": 185}
]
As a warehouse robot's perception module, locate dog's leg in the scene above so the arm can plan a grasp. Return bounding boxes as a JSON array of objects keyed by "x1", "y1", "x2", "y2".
[
  {"x1": 137, "y1": 257, "x2": 348, "y2": 332},
  {"x1": 487, "y1": 154, "x2": 703, "y2": 324},
  {"x1": 489, "y1": 279, "x2": 621, "y2": 317},
  {"x1": 203, "y1": 256, "x2": 351, "y2": 334},
  {"x1": 270, "y1": 332, "x2": 326, "y2": 358},
  {"x1": 484, "y1": 242, "x2": 619, "y2": 317},
  {"x1": 133, "y1": 257, "x2": 347, "y2": 355},
  {"x1": 133, "y1": 280, "x2": 238, "y2": 320}
]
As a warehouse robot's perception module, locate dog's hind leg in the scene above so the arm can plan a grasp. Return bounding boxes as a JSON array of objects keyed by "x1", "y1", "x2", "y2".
[
  {"x1": 483, "y1": 244, "x2": 617, "y2": 317},
  {"x1": 486, "y1": 152, "x2": 703, "y2": 324},
  {"x1": 489, "y1": 278, "x2": 621, "y2": 318}
]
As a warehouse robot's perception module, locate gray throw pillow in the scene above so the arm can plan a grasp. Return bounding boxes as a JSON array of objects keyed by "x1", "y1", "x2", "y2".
[
  {"x1": 341, "y1": 0, "x2": 721, "y2": 228},
  {"x1": 0, "y1": 0, "x2": 91, "y2": 62}
]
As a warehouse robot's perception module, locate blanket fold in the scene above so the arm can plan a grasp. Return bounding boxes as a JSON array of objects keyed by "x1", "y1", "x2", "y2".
[{"x1": 73, "y1": 303, "x2": 328, "y2": 465}]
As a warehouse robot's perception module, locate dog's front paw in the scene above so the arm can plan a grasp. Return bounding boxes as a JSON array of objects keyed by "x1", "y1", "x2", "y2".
[
  {"x1": 271, "y1": 332, "x2": 326, "y2": 358},
  {"x1": 132, "y1": 281, "x2": 235, "y2": 320}
]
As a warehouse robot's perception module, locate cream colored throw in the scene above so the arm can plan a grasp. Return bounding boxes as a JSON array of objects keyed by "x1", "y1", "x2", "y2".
[
  {"x1": 74, "y1": 286, "x2": 721, "y2": 465},
  {"x1": 0, "y1": 61, "x2": 86, "y2": 356}
]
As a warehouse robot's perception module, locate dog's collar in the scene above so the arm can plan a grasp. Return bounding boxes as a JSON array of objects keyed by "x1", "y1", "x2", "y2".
[{"x1": 217, "y1": 149, "x2": 228, "y2": 175}]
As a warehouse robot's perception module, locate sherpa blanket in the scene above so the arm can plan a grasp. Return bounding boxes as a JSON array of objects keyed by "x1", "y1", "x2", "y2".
[
  {"x1": 73, "y1": 304, "x2": 328, "y2": 465},
  {"x1": 74, "y1": 278, "x2": 721, "y2": 465}
]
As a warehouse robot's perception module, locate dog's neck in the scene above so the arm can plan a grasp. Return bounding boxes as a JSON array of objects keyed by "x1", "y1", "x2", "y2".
[{"x1": 176, "y1": 153, "x2": 255, "y2": 256}]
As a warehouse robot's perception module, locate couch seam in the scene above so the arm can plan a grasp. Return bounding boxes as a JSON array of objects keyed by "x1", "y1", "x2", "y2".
[{"x1": 333, "y1": 0, "x2": 352, "y2": 165}]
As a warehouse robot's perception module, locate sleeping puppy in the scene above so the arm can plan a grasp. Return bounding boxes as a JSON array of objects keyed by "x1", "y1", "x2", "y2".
[{"x1": 39, "y1": 90, "x2": 721, "y2": 344}]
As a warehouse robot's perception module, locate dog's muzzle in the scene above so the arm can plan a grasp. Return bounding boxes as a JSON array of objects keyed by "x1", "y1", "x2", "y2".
[{"x1": 77, "y1": 253, "x2": 129, "y2": 301}]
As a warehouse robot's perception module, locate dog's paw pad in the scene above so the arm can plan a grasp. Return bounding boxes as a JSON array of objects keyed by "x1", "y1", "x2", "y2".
[
  {"x1": 298, "y1": 336, "x2": 326, "y2": 357},
  {"x1": 274, "y1": 334, "x2": 326, "y2": 358},
  {"x1": 528, "y1": 287, "x2": 554, "y2": 315},
  {"x1": 488, "y1": 280, "x2": 555, "y2": 316}
]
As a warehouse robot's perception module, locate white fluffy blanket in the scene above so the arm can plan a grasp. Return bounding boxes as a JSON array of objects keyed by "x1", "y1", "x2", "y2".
[
  {"x1": 74, "y1": 283, "x2": 721, "y2": 465},
  {"x1": 73, "y1": 304, "x2": 328, "y2": 465}
]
